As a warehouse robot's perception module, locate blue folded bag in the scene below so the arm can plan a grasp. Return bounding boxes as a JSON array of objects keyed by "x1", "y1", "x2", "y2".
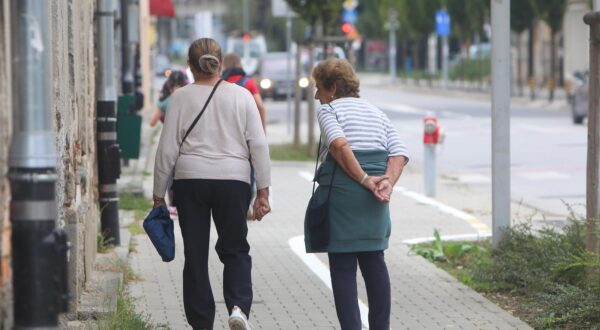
[{"x1": 143, "y1": 205, "x2": 175, "y2": 262}]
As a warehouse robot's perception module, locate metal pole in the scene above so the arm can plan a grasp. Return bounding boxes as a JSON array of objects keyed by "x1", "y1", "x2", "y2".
[
  {"x1": 307, "y1": 42, "x2": 316, "y2": 155},
  {"x1": 584, "y1": 12, "x2": 600, "y2": 255},
  {"x1": 242, "y1": 0, "x2": 249, "y2": 65},
  {"x1": 491, "y1": 0, "x2": 511, "y2": 249},
  {"x1": 424, "y1": 145, "x2": 436, "y2": 197},
  {"x1": 9, "y1": 1, "x2": 70, "y2": 327},
  {"x1": 97, "y1": 0, "x2": 121, "y2": 246},
  {"x1": 442, "y1": 35, "x2": 449, "y2": 88},
  {"x1": 286, "y1": 12, "x2": 292, "y2": 134},
  {"x1": 121, "y1": 0, "x2": 133, "y2": 94},
  {"x1": 293, "y1": 45, "x2": 302, "y2": 149},
  {"x1": 121, "y1": 0, "x2": 139, "y2": 96},
  {"x1": 389, "y1": 9, "x2": 398, "y2": 84}
]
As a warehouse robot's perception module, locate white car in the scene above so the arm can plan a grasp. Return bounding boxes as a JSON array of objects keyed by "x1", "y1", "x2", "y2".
[{"x1": 226, "y1": 35, "x2": 267, "y2": 76}]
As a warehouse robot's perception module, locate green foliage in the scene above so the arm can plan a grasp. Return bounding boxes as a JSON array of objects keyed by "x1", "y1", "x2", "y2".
[
  {"x1": 449, "y1": 56, "x2": 491, "y2": 81},
  {"x1": 531, "y1": 0, "x2": 567, "y2": 33},
  {"x1": 472, "y1": 222, "x2": 588, "y2": 290},
  {"x1": 411, "y1": 229, "x2": 480, "y2": 263},
  {"x1": 285, "y1": 0, "x2": 341, "y2": 37},
  {"x1": 511, "y1": 0, "x2": 536, "y2": 33},
  {"x1": 97, "y1": 234, "x2": 115, "y2": 253},
  {"x1": 417, "y1": 221, "x2": 600, "y2": 328},
  {"x1": 99, "y1": 289, "x2": 169, "y2": 330},
  {"x1": 120, "y1": 192, "x2": 153, "y2": 212},
  {"x1": 269, "y1": 143, "x2": 314, "y2": 161},
  {"x1": 532, "y1": 283, "x2": 600, "y2": 329}
]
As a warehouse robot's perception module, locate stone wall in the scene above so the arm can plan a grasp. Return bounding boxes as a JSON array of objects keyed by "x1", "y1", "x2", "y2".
[
  {"x1": 50, "y1": 0, "x2": 99, "y2": 313},
  {"x1": 0, "y1": 0, "x2": 13, "y2": 327}
]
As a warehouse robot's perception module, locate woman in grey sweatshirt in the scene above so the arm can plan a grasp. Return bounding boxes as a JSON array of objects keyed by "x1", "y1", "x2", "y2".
[{"x1": 152, "y1": 38, "x2": 271, "y2": 330}]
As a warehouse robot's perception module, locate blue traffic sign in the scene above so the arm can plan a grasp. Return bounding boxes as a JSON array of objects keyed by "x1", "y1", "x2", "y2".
[
  {"x1": 435, "y1": 10, "x2": 451, "y2": 37},
  {"x1": 342, "y1": 9, "x2": 357, "y2": 25}
]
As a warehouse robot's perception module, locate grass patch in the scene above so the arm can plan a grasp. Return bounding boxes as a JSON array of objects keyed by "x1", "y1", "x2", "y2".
[
  {"x1": 97, "y1": 234, "x2": 115, "y2": 254},
  {"x1": 412, "y1": 222, "x2": 600, "y2": 329},
  {"x1": 99, "y1": 289, "x2": 169, "y2": 330},
  {"x1": 269, "y1": 143, "x2": 315, "y2": 162},
  {"x1": 120, "y1": 192, "x2": 153, "y2": 212},
  {"x1": 450, "y1": 56, "x2": 491, "y2": 81},
  {"x1": 128, "y1": 219, "x2": 144, "y2": 236}
]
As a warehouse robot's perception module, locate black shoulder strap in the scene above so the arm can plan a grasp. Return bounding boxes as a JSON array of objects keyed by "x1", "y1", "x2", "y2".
[
  {"x1": 312, "y1": 103, "x2": 338, "y2": 195},
  {"x1": 181, "y1": 79, "x2": 223, "y2": 145}
]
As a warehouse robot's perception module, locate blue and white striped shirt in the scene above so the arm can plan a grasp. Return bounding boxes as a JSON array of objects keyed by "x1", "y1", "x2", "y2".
[{"x1": 317, "y1": 97, "x2": 409, "y2": 161}]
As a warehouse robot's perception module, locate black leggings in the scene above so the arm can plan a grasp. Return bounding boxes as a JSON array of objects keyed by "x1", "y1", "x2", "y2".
[
  {"x1": 328, "y1": 251, "x2": 391, "y2": 330},
  {"x1": 173, "y1": 179, "x2": 252, "y2": 330}
]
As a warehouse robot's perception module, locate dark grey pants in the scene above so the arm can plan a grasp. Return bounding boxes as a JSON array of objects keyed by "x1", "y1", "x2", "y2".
[
  {"x1": 173, "y1": 179, "x2": 252, "y2": 330},
  {"x1": 328, "y1": 251, "x2": 391, "y2": 330}
]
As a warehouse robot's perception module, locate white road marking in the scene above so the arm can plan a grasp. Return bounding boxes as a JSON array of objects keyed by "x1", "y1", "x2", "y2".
[
  {"x1": 452, "y1": 174, "x2": 491, "y2": 183},
  {"x1": 402, "y1": 232, "x2": 492, "y2": 245},
  {"x1": 515, "y1": 171, "x2": 569, "y2": 180},
  {"x1": 299, "y1": 171, "x2": 315, "y2": 183},
  {"x1": 288, "y1": 236, "x2": 370, "y2": 330},
  {"x1": 393, "y1": 186, "x2": 491, "y2": 236},
  {"x1": 376, "y1": 102, "x2": 472, "y2": 120}
]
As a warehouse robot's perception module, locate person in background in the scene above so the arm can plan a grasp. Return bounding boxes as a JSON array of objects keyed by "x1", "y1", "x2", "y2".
[
  {"x1": 222, "y1": 53, "x2": 266, "y2": 132},
  {"x1": 306, "y1": 58, "x2": 409, "y2": 330},
  {"x1": 149, "y1": 70, "x2": 188, "y2": 127},
  {"x1": 222, "y1": 52, "x2": 268, "y2": 219},
  {"x1": 152, "y1": 38, "x2": 271, "y2": 330}
]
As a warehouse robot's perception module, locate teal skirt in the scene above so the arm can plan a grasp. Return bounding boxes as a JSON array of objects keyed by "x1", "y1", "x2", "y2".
[{"x1": 304, "y1": 150, "x2": 390, "y2": 253}]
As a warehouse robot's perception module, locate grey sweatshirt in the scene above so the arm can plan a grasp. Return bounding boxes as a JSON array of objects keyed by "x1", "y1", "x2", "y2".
[{"x1": 153, "y1": 81, "x2": 271, "y2": 198}]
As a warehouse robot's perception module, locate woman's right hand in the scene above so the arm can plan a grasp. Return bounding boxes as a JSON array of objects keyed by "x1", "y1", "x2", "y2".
[
  {"x1": 252, "y1": 188, "x2": 271, "y2": 221},
  {"x1": 152, "y1": 195, "x2": 166, "y2": 208}
]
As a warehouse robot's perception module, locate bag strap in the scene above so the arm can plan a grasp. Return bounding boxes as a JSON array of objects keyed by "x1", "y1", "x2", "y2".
[
  {"x1": 181, "y1": 79, "x2": 223, "y2": 145},
  {"x1": 312, "y1": 103, "x2": 338, "y2": 196}
]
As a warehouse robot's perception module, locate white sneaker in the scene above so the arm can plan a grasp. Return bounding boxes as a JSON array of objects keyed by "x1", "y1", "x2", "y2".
[{"x1": 228, "y1": 306, "x2": 252, "y2": 330}]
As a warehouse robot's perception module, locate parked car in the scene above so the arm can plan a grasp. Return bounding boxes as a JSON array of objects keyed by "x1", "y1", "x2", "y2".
[
  {"x1": 567, "y1": 71, "x2": 588, "y2": 125},
  {"x1": 257, "y1": 52, "x2": 309, "y2": 100},
  {"x1": 226, "y1": 34, "x2": 267, "y2": 76}
]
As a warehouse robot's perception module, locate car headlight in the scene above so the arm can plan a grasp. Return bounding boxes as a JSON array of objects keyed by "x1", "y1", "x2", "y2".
[
  {"x1": 260, "y1": 79, "x2": 272, "y2": 89},
  {"x1": 298, "y1": 77, "x2": 309, "y2": 88}
]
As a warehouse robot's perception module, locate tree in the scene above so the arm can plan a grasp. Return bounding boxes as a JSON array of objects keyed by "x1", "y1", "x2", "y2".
[
  {"x1": 532, "y1": 0, "x2": 567, "y2": 101},
  {"x1": 285, "y1": 0, "x2": 342, "y2": 39},
  {"x1": 447, "y1": 0, "x2": 473, "y2": 58},
  {"x1": 511, "y1": 0, "x2": 536, "y2": 96}
]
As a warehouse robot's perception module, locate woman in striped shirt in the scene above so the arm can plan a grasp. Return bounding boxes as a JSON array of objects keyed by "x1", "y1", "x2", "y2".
[{"x1": 305, "y1": 58, "x2": 409, "y2": 330}]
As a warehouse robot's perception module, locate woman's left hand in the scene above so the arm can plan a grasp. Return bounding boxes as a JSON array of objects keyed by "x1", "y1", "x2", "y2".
[{"x1": 363, "y1": 176, "x2": 390, "y2": 203}]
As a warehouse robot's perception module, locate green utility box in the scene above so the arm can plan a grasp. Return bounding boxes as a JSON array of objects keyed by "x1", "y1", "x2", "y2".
[{"x1": 117, "y1": 95, "x2": 142, "y2": 159}]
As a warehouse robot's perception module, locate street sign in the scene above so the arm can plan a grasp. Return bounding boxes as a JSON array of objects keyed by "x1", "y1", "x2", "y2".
[
  {"x1": 435, "y1": 9, "x2": 451, "y2": 37},
  {"x1": 342, "y1": 8, "x2": 357, "y2": 24}
]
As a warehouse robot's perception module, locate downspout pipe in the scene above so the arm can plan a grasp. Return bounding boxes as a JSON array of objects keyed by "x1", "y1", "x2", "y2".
[
  {"x1": 121, "y1": 0, "x2": 140, "y2": 100},
  {"x1": 9, "y1": 1, "x2": 70, "y2": 328},
  {"x1": 97, "y1": 0, "x2": 122, "y2": 245}
]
